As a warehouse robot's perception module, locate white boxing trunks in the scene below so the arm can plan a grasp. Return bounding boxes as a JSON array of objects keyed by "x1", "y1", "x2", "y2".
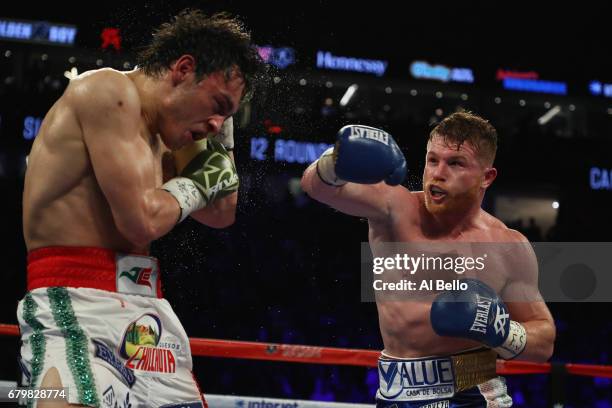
[{"x1": 17, "y1": 246, "x2": 207, "y2": 408}]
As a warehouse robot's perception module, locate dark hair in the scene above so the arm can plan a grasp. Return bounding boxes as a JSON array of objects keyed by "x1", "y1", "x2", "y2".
[
  {"x1": 429, "y1": 111, "x2": 498, "y2": 165},
  {"x1": 137, "y1": 9, "x2": 266, "y2": 101}
]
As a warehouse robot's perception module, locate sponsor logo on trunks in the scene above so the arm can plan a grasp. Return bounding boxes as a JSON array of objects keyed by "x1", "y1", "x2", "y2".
[
  {"x1": 119, "y1": 267, "x2": 152, "y2": 288},
  {"x1": 120, "y1": 314, "x2": 162, "y2": 359},
  {"x1": 159, "y1": 402, "x2": 204, "y2": 408},
  {"x1": 125, "y1": 345, "x2": 176, "y2": 374},
  {"x1": 116, "y1": 254, "x2": 159, "y2": 297},
  {"x1": 94, "y1": 340, "x2": 136, "y2": 387},
  {"x1": 119, "y1": 314, "x2": 180, "y2": 375},
  {"x1": 102, "y1": 386, "x2": 115, "y2": 408},
  {"x1": 421, "y1": 401, "x2": 450, "y2": 408},
  {"x1": 102, "y1": 385, "x2": 131, "y2": 408},
  {"x1": 469, "y1": 294, "x2": 492, "y2": 334},
  {"x1": 378, "y1": 358, "x2": 455, "y2": 400}
]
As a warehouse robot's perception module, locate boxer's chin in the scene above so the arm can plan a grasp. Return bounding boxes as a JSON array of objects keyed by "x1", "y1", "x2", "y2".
[
  {"x1": 425, "y1": 185, "x2": 480, "y2": 215},
  {"x1": 425, "y1": 194, "x2": 453, "y2": 215}
]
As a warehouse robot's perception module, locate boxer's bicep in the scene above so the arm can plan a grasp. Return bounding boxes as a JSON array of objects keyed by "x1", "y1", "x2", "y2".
[
  {"x1": 503, "y1": 233, "x2": 555, "y2": 361},
  {"x1": 501, "y1": 233, "x2": 541, "y2": 302}
]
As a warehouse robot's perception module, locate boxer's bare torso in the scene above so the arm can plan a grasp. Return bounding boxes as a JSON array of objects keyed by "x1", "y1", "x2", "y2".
[
  {"x1": 23, "y1": 69, "x2": 170, "y2": 253},
  {"x1": 370, "y1": 189, "x2": 520, "y2": 358}
]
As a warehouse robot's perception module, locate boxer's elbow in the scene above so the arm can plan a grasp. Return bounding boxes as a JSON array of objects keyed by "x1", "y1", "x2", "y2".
[
  {"x1": 540, "y1": 321, "x2": 556, "y2": 361},
  {"x1": 542, "y1": 343, "x2": 555, "y2": 362},
  {"x1": 114, "y1": 198, "x2": 166, "y2": 247},
  {"x1": 117, "y1": 217, "x2": 158, "y2": 248},
  {"x1": 532, "y1": 340, "x2": 555, "y2": 363},
  {"x1": 530, "y1": 320, "x2": 556, "y2": 362}
]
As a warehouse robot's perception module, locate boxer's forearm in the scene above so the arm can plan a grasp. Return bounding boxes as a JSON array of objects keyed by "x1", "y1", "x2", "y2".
[
  {"x1": 302, "y1": 159, "x2": 352, "y2": 205},
  {"x1": 301, "y1": 162, "x2": 340, "y2": 202},
  {"x1": 122, "y1": 149, "x2": 238, "y2": 242},
  {"x1": 115, "y1": 188, "x2": 182, "y2": 247},
  {"x1": 513, "y1": 319, "x2": 555, "y2": 362},
  {"x1": 302, "y1": 162, "x2": 393, "y2": 220}
]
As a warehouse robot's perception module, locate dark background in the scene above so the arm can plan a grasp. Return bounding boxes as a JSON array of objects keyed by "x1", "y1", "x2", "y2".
[{"x1": 1, "y1": 1, "x2": 611, "y2": 407}]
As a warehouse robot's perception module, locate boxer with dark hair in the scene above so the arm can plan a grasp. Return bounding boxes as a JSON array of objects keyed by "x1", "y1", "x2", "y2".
[{"x1": 18, "y1": 10, "x2": 265, "y2": 408}]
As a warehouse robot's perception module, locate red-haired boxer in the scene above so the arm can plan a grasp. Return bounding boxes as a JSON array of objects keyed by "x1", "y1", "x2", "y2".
[
  {"x1": 301, "y1": 114, "x2": 555, "y2": 407},
  {"x1": 18, "y1": 10, "x2": 265, "y2": 408}
]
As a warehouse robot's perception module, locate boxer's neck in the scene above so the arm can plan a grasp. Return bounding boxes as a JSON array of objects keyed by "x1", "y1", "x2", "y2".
[
  {"x1": 126, "y1": 69, "x2": 163, "y2": 137},
  {"x1": 423, "y1": 199, "x2": 483, "y2": 238}
]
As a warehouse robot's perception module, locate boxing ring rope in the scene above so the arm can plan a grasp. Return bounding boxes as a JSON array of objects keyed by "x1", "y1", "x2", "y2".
[{"x1": 1, "y1": 323, "x2": 611, "y2": 378}]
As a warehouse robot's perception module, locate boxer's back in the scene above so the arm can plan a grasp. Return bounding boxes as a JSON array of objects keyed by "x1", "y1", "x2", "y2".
[{"x1": 23, "y1": 69, "x2": 160, "y2": 253}]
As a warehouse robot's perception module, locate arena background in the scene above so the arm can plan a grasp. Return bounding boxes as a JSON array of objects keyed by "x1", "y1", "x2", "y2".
[{"x1": 0, "y1": 1, "x2": 611, "y2": 406}]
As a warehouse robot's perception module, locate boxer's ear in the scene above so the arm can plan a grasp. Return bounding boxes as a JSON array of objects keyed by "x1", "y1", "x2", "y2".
[
  {"x1": 170, "y1": 55, "x2": 196, "y2": 85},
  {"x1": 482, "y1": 167, "x2": 497, "y2": 189}
]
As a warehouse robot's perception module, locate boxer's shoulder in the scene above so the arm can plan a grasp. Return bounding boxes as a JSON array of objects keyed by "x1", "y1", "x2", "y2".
[
  {"x1": 486, "y1": 214, "x2": 528, "y2": 243},
  {"x1": 503, "y1": 228, "x2": 529, "y2": 243},
  {"x1": 382, "y1": 189, "x2": 423, "y2": 230},
  {"x1": 389, "y1": 187, "x2": 421, "y2": 214},
  {"x1": 477, "y1": 210, "x2": 514, "y2": 235},
  {"x1": 66, "y1": 68, "x2": 141, "y2": 115}
]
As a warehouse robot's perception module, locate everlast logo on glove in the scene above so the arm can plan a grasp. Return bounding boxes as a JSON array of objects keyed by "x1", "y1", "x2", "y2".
[
  {"x1": 469, "y1": 295, "x2": 493, "y2": 334},
  {"x1": 349, "y1": 126, "x2": 390, "y2": 145},
  {"x1": 493, "y1": 305, "x2": 510, "y2": 337}
]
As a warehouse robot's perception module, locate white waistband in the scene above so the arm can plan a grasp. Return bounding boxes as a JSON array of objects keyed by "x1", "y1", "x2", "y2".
[{"x1": 380, "y1": 346, "x2": 484, "y2": 361}]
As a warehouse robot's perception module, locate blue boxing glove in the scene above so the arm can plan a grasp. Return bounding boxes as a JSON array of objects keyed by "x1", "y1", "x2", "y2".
[
  {"x1": 430, "y1": 278, "x2": 527, "y2": 359},
  {"x1": 316, "y1": 125, "x2": 407, "y2": 186}
]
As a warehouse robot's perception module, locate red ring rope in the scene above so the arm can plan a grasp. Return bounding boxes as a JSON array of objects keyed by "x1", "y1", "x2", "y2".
[{"x1": 1, "y1": 323, "x2": 610, "y2": 378}]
